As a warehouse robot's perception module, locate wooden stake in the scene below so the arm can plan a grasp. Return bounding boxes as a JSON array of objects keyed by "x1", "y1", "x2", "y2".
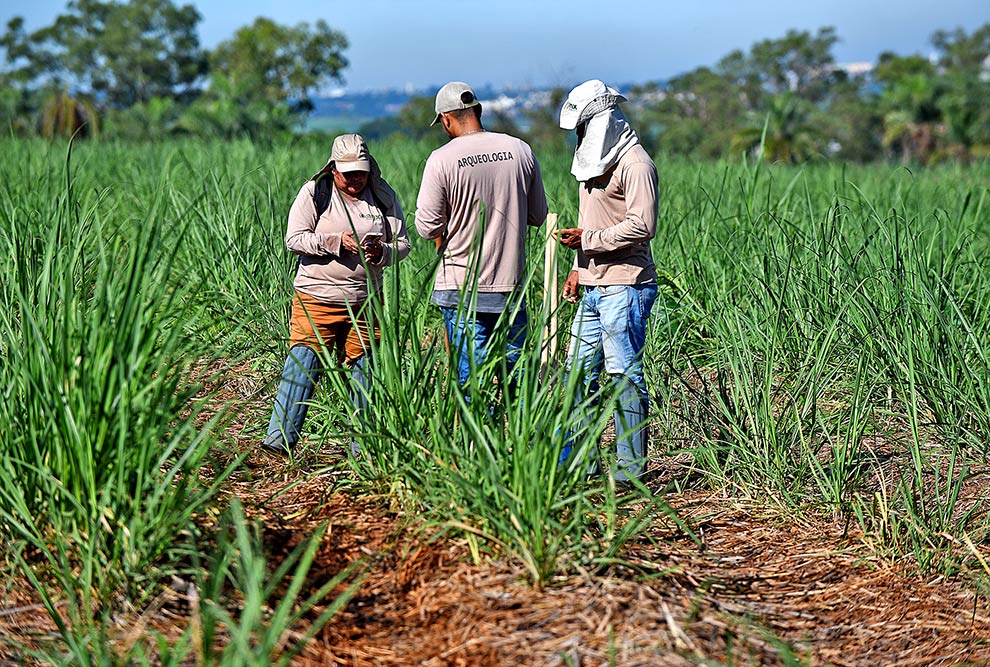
[{"x1": 541, "y1": 213, "x2": 559, "y2": 375}]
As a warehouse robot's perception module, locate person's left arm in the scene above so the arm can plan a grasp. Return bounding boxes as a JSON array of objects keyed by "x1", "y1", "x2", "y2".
[
  {"x1": 579, "y1": 161, "x2": 658, "y2": 254},
  {"x1": 526, "y1": 151, "x2": 549, "y2": 227},
  {"x1": 376, "y1": 197, "x2": 410, "y2": 266}
]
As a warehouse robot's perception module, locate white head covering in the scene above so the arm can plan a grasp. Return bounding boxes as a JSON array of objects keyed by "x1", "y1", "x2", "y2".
[{"x1": 560, "y1": 79, "x2": 639, "y2": 182}]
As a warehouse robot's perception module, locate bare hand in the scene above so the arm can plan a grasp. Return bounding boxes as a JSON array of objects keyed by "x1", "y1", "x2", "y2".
[
  {"x1": 341, "y1": 231, "x2": 360, "y2": 254},
  {"x1": 361, "y1": 237, "x2": 383, "y2": 264},
  {"x1": 555, "y1": 227, "x2": 583, "y2": 249},
  {"x1": 562, "y1": 270, "x2": 580, "y2": 303}
]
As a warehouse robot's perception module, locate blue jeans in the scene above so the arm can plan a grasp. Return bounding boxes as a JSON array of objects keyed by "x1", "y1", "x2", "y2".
[
  {"x1": 440, "y1": 305, "x2": 527, "y2": 388},
  {"x1": 565, "y1": 283, "x2": 658, "y2": 481}
]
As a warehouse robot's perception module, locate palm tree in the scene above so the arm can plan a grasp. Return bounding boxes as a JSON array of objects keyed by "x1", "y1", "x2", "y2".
[
  {"x1": 39, "y1": 89, "x2": 100, "y2": 140},
  {"x1": 730, "y1": 94, "x2": 820, "y2": 163},
  {"x1": 881, "y1": 110, "x2": 939, "y2": 165},
  {"x1": 874, "y1": 55, "x2": 943, "y2": 164}
]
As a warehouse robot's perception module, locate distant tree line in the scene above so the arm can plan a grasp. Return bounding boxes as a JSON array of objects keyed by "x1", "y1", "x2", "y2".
[
  {"x1": 370, "y1": 25, "x2": 989, "y2": 165},
  {"x1": 2, "y1": 4, "x2": 988, "y2": 165},
  {"x1": 0, "y1": 0, "x2": 347, "y2": 140},
  {"x1": 622, "y1": 25, "x2": 990, "y2": 164}
]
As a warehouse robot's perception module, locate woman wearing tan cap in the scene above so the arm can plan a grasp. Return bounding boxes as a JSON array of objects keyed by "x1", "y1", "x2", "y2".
[{"x1": 262, "y1": 133, "x2": 410, "y2": 455}]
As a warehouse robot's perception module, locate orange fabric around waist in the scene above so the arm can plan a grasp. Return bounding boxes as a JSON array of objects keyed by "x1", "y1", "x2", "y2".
[{"x1": 288, "y1": 291, "x2": 378, "y2": 366}]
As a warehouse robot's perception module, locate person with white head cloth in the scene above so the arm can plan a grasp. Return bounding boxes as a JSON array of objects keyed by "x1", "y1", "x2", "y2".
[{"x1": 554, "y1": 79, "x2": 660, "y2": 482}]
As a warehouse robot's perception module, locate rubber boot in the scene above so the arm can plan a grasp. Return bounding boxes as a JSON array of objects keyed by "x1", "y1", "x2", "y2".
[
  {"x1": 263, "y1": 345, "x2": 322, "y2": 452},
  {"x1": 348, "y1": 355, "x2": 370, "y2": 457}
]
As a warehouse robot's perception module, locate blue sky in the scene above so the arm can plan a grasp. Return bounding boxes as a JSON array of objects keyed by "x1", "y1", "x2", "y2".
[{"x1": 3, "y1": 0, "x2": 988, "y2": 92}]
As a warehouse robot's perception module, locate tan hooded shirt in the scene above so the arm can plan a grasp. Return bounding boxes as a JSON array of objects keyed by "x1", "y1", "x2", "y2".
[{"x1": 574, "y1": 143, "x2": 658, "y2": 286}]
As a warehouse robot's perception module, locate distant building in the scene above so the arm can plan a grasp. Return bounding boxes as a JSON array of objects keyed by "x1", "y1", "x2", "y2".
[{"x1": 836, "y1": 61, "x2": 875, "y2": 76}]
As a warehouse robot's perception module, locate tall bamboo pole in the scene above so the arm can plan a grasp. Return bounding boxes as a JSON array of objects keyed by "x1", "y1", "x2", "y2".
[{"x1": 541, "y1": 213, "x2": 559, "y2": 375}]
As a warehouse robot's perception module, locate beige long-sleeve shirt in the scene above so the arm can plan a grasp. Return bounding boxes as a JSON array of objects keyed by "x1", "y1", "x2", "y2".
[
  {"x1": 286, "y1": 180, "x2": 410, "y2": 304},
  {"x1": 574, "y1": 144, "x2": 658, "y2": 286},
  {"x1": 415, "y1": 131, "x2": 548, "y2": 293}
]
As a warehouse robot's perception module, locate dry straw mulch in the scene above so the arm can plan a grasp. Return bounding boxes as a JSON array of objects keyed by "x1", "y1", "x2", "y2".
[
  {"x1": 3, "y1": 358, "x2": 989, "y2": 666},
  {"x1": 2, "y1": 453, "x2": 988, "y2": 666},
  {"x1": 219, "y1": 456, "x2": 990, "y2": 667}
]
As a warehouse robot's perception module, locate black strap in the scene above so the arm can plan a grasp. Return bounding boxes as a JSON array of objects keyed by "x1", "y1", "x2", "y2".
[
  {"x1": 312, "y1": 176, "x2": 393, "y2": 244},
  {"x1": 313, "y1": 173, "x2": 333, "y2": 220}
]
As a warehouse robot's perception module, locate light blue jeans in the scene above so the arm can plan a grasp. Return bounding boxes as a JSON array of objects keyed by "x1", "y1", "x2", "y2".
[
  {"x1": 565, "y1": 283, "x2": 658, "y2": 481},
  {"x1": 440, "y1": 305, "x2": 528, "y2": 388}
]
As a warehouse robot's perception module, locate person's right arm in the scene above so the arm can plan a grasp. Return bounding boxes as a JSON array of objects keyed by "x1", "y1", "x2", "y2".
[
  {"x1": 285, "y1": 183, "x2": 344, "y2": 256},
  {"x1": 562, "y1": 270, "x2": 580, "y2": 303},
  {"x1": 414, "y1": 158, "x2": 448, "y2": 241}
]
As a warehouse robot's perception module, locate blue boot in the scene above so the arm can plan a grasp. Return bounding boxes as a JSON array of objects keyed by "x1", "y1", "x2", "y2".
[
  {"x1": 348, "y1": 355, "x2": 371, "y2": 457},
  {"x1": 263, "y1": 345, "x2": 322, "y2": 452}
]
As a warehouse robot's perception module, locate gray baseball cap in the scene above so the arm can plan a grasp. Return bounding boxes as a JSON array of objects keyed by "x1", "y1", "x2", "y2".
[{"x1": 431, "y1": 81, "x2": 480, "y2": 126}]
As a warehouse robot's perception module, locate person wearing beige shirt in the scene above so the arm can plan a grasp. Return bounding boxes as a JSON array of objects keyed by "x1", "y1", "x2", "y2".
[
  {"x1": 555, "y1": 80, "x2": 659, "y2": 482},
  {"x1": 263, "y1": 134, "x2": 410, "y2": 454},
  {"x1": 415, "y1": 81, "x2": 548, "y2": 390}
]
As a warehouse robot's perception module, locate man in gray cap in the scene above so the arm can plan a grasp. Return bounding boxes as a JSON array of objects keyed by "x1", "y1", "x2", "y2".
[
  {"x1": 416, "y1": 81, "x2": 548, "y2": 393},
  {"x1": 555, "y1": 79, "x2": 659, "y2": 482}
]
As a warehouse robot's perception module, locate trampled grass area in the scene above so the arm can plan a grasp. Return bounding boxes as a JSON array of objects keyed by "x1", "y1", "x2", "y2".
[{"x1": 0, "y1": 136, "x2": 988, "y2": 664}]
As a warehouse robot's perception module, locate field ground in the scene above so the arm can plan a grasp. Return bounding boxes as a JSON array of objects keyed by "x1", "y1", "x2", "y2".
[
  {"x1": 3, "y1": 361, "x2": 988, "y2": 667},
  {"x1": 2, "y1": 140, "x2": 989, "y2": 665}
]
